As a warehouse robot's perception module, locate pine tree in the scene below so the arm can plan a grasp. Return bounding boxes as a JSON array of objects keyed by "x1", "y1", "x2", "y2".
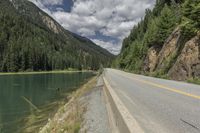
[
  {"x1": 144, "y1": 18, "x2": 160, "y2": 47},
  {"x1": 157, "y1": 5, "x2": 178, "y2": 43},
  {"x1": 182, "y1": 0, "x2": 200, "y2": 38}
]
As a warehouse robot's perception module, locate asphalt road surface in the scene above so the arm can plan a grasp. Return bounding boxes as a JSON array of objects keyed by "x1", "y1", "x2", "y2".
[{"x1": 104, "y1": 68, "x2": 200, "y2": 133}]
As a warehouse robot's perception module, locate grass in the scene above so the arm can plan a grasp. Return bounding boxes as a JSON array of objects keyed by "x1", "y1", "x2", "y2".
[
  {"x1": 148, "y1": 70, "x2": 169, "y2": 79},
  {"x1": 16, "y1": 101, "x2": 61, "y2": 133},
  {"x1": 187, "y1": 78, "x2": 200, "y2": 85},
  {"x1": 38, "y1": 76, "x2": 97, "y2": 133}
]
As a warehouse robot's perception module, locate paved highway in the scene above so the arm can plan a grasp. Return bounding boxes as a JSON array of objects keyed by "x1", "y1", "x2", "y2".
[{"x1": 104, "y1": 69, "x2": 200, "y2": 133}]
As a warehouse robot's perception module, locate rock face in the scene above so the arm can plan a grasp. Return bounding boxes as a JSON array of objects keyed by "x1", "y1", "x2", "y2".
[
  {"x1": 168, "y1": 35, "x2": 200, "y2": 80},
  {"x1": 143, "y1": 45, "x2": 161, "y2": 72},
  {"x1": 155, "y1": 28, "x2": 182, "y2": 71},
  {"x1": 143, "y1": 27, "x2": 200, "y2": 81},
  {"x1": 42, "y1": 15, "x2": 60, "y2": 34},
  {"x1": 143, "y1": 28, "x2": 182, "y2": 73}
]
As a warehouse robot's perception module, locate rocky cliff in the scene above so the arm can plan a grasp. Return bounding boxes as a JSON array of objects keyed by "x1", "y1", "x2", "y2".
[
  {"x1": 143, "y1": 28, "x2": 200, "y2": 81},
  {"x1": 168, "y1": 35, "x2": 200, "y2": 80},
  {"x1": 143, "y1": 45, "x2": 161, "y2": 72}
]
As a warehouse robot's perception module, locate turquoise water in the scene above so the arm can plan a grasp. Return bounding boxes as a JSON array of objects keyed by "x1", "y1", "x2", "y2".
[{"x1": 0, "y1": 72, "x2": 94, "y2": 133}]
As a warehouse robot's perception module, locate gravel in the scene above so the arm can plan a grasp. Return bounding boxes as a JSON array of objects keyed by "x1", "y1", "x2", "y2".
[{"x1": 80, "y1": 76, "x2": 110, "y2": 133}]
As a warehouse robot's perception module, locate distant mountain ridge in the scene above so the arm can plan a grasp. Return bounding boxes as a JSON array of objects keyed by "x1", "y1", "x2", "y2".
[{"x1": 0, "y1": 0, "x2": 113, "y2": 72}]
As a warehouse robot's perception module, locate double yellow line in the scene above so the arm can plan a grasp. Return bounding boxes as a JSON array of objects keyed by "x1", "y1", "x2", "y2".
[
  {"x1": 131, "y1": 77, "x2": 200, "y2": 100},
  {"x1": 115, "y1": 70, "x2": 200, "y2": 100}
]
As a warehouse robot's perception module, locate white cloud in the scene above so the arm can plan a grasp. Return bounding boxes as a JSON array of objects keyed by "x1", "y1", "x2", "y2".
[
  {"x1": 29, "y1": 0, "x2": 155, "y2": 54},
  {"x1": 92, "y1": 39, "x2": 122, "y2": 55},
  {"x1": 78, "y1": 28, "x2": 95, "y2": 36}
]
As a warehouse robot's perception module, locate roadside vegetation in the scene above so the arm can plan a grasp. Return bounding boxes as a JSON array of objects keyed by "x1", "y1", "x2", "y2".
[{"x1": 187, "y1": 78, "x2": 200, "y2": 85}]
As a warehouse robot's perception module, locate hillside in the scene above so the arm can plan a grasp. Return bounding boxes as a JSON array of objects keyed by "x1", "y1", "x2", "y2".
[
  {"x1": 114, "y1": 0, "x2": 200, "y2": 82},
  {"x1": 0, "y1": 0, "x2": 114, "y2": 72}
]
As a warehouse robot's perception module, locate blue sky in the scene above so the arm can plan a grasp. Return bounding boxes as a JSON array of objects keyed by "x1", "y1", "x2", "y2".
[
  {"x1": 30, "y1": 0, "x2": 155, "y2": 55},
  {"x1": 42, "y1": 0, "x2": 73, "y2": 12}
]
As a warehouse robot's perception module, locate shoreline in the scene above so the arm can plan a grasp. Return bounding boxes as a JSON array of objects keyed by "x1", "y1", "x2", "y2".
[
  {"x1": 15, "y1": 76, "x2": 97, "y2": 133},
  {"x1": 0, "y1": 70, "x2": 96, "y2": 76},
  {"x1": 39, "y1": 76, "x2": 97, "y2": 133}
]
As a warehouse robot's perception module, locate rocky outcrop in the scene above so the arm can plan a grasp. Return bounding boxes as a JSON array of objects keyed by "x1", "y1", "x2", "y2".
[
  {"x1": 168, "y1": 35, "x2": 200, "y2": 80},
  {"x1": 42, "y1": 15, "x2": 60, "y2": 34},
  {"x1": 143, "y1": 27, "x2": 200, "y2": 81},
  {"x1": 143, "y1": 45, "x2": 161, "y2": 72},
  {"x1": 155, "y1": 27, "x2": 182, "y2": 71}
]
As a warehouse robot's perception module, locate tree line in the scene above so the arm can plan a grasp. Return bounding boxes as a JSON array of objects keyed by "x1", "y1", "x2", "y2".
[{"x1": 0, "y1": 0, "x2": 113, "y2": 72}]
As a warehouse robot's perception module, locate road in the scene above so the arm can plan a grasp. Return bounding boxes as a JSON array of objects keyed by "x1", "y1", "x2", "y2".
[{"x1": 104, "y1": 68, "x2": 200, "y2": 133}]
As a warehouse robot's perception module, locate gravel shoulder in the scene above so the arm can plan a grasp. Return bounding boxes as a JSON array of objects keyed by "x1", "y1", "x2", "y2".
[{"x1": 80, "y1": 76, "x2": 111, "y2": 133}]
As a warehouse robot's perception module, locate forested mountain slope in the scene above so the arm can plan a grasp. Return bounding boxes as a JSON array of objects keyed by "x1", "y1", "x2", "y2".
[
  {"x1": 114, "y1": 0, "x2": 200, "y2": 81},
  {"x1": 0, "y1": 0, "x2": 114, "y2": 72}
]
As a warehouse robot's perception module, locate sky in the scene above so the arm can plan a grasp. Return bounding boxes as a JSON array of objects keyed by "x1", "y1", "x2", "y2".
[{"x1": 29, "y1": 0, "x2": 156, "y2": 55}]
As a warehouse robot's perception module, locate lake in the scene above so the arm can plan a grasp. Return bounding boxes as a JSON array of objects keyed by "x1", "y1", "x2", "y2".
[{"x1": 0, "y1": 72, "x2": 95, "y2": 133}]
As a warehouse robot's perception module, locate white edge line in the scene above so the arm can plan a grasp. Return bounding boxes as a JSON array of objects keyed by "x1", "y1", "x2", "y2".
[{"x1": 103, "y1": 77, "x2": 144, "y2": 133}]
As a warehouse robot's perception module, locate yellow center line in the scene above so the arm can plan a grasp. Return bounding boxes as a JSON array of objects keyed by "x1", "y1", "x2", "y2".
[
  {"x1": 129, "y1": 76, "x2": 200, "y2": 100},
  {"x1": 112, "y1": 70, "x2": 200, "y2": 100}
]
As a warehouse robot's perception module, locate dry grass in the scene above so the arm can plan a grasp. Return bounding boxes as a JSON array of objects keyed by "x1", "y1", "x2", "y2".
[{"x1": 39, "y1": 76, "x2": 97, "y2": 133}]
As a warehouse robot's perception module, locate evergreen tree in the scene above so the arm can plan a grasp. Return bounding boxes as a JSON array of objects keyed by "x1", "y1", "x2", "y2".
[
  {"x1": 157, "y1": 5, "x2": 178, "y2": 43},
  {"x1": 182, "y1": 0, "x2": 200, "y2": 38}
]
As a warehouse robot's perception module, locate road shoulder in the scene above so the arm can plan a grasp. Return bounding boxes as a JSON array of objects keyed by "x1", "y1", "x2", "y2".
[{"x1": 80, "y1": 76, "x2": 111, "y2": 133}]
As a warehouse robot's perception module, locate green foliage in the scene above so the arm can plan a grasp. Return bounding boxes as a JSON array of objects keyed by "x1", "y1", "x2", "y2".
[
  {"x1": 153, "y1": 0, "x2": 171, "y2": 16},
  {"x1": 157, "y1": 5, "x2": 179, "y2": 42},
  {"x1": 143, "y1": 18, "x2": 160, "y2": 47},
  {"x1": 187, "y1": 78, "x2": 200, "y2": 85},
  {"x1": 150, "y1": 70, "x2": 169, "y2": 79},
  {"x1": 181, "y1": 0, "x2": 200, "y2": 38},
  {"x1": 0, "y1": 0, "x2": 113, "y2": 72},
  {"x1": 160, "y1": 52, "x2": 177, "y2": 73},
  {"x1": 144, "y1": 5, "x2": 179, "y2": 47}
]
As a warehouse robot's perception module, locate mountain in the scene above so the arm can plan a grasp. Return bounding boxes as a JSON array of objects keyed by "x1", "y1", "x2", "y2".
[
  {"x1": 114, "y1": 0, "x2": 200, "y2": 82},
  {"x1": 0, "y1": 0, "x2": 114, "y2": 72}
]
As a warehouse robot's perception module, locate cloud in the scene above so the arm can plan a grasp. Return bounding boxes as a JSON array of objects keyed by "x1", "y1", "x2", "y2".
[
  {"x1": 29, "y1": 0, "x2": 155, "y2": 54},
  {"x1": 92, "y1": 39, "x2": 122, "y2": 55}
]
